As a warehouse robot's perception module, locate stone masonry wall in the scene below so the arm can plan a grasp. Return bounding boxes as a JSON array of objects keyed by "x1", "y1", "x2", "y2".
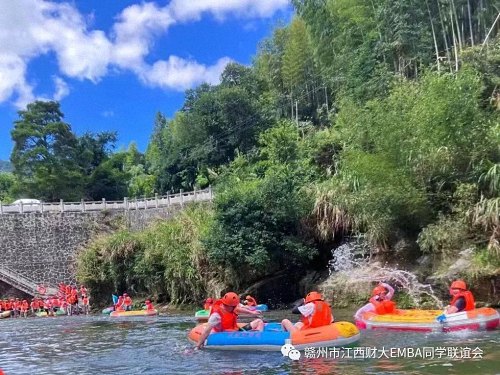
[{"x1": 0, "y1": 204, "x2": 187, "y2": 290}]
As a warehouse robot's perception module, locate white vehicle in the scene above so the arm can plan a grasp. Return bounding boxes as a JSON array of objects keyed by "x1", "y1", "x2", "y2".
[{"x1": 12, "y1": 199, "x2": 41, "y2": 205}]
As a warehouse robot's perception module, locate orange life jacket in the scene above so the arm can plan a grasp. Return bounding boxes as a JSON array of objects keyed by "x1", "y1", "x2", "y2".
[
  {"x1": 124, "y1": 296, "x2": 132, "y2": 306},
  {"x1": 450, "y1": 290, "x2": 475, "y2": 312},
  {"x1": 5, "y1": 302, "x2": 12, "y2": 310},
  {"x1": 369, "y1": 297, "x2": 397, "y2": 315},
  {"x1": 300, "y1": 300, "x2": 333, "y2": 330},
  {"x1": 209, "y1": 301, "x2": 238, "y2": 332}
]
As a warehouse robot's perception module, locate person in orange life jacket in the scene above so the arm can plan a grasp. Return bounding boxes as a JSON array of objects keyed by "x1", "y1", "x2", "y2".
[
  {"x1": 203, "y1": 298, "x2": 214, "y2": 311},
  {"x1": 281, "y1": 291, "x2": 333, "y2": 332},
  {"x1": 244, "y1": 295, "x2": 257, "y2": 307},
  {"x1": 144, "y1": 300, "x2": 154, "y2": 311},
  {"x1": 436, "y1": 280, "x2": 475, "y2": 322},
  {"x1": 196, "y1": 292, "x2": 264, "y2": 349},
  {"x1": 123, "y1": 293, "x2": 133, "y2": 311},
  {"x1": 80, "y1": 285, "x2": 88, "y2": 297},
  {"x1": 82, "y1": 295, "x2": 90, "y2": 315},
  {"x1": 115, "y1": 295, "x2": 125, "y2": 311},
  {"x1": 21, "y1": 300, "x2": 29, "y2": 318},
  {"x1": 14, "y1": 298, "x2": 21, "y2": 318},
  {"x1": 354, "y1": 283, "x2": 396, "y2": 320}
]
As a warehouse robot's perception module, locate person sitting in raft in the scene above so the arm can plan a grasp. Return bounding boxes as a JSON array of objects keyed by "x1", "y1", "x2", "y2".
[
  {"x1": 123, "y1": 293, "x2": 133, "y2": 311},
  {"x1": 354, "y1": 283, "x2": 396, "y2": 320},
  {"x1": 203, "y1": 298, "x2": 214, "y2": 311},
  {"x1": 195, "y1": 292, "x2": 264, "y2": 349},
  {"x1": 244, "y1": 295, "x2": 257, "y2": 307},
  {"x1": 436, "y1": 280, "x2": 475, "y2": 322},
  {"x1": 115, "y1": 295, "x2": 125, "y2": 311},
  {"x1": 144, "y1": 300, "x2": 155, "y2": 311},
  {"x1": 281, "y1": 291, "x2": 333, "y2": 332}
]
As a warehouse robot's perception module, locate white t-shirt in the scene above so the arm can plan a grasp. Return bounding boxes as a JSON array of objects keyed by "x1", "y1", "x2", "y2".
[
  {"x1": 207, "y1": 312, "x2": 221, "y2": 327},
  {"x1": 297, "y1": 302, "x2": 315, "y2": 318}
]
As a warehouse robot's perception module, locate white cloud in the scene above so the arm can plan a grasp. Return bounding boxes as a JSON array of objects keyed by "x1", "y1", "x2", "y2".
[
  {"x1": 53, "y1": 76, "x2": 69, "y2": 101},
  {"x1": 141, "y1": 56, "x2": 233, "y2": 91},
  {"x1": 111, "y1": 2, "x2": 174, "y2": 70},
  {"x1": 0, "y1": 0, "x2": 290, "y2": 107},
  {"x1": 168, "y1": 0, "x2": 290, "y2": 22}
]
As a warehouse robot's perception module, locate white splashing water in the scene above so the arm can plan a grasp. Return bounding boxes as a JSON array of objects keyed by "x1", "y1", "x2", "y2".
[{"x1": 328, "y1": 240, "x2": 443, "y2": 308}]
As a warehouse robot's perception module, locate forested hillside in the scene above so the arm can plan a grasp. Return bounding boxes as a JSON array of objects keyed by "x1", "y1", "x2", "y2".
[{"x1": 3, "y1": 1, "x2": 499, "y2": 305}]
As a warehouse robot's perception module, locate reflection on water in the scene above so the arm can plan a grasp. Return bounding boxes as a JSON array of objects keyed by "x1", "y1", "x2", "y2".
[{"x1": 0, "y1": 309, "x2": 498, "y2": 374}]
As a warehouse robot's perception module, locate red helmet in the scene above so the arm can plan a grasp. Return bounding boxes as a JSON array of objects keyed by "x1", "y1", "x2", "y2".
[
  {"x1": 372, "y1": 286, "x2": 387, "y2": 296},
  {"x1": 450, "y1": 280, "x2": 467, "y2": 290},
  {"x1": 205, "y1": 298, "x2": 213, "y2": 303},
  {"x1": 221, "y1": 292, "x2": 240, "y2": 307},
  {"x1": 305, "y1": 291, "x2": 323, "y2": 303},
  {"x1": 123, "y1": 293, "x2": 128, "y2": 296},
  {"x1": 145, "y1": 300, "x2": 151, "y2": 303}
]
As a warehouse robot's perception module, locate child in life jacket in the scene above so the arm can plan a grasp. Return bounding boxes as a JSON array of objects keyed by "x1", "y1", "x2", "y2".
[
  {"x1": 436, "y1": 280, "x2": 475, "y2": 322},
  {"x1": 354, "y1": 283, "x2": 396, "y2": 320},
  {"x1": 281, "y1": 291, "x2": 333, "y2": 332},
  {"x1": 196, "y1": 292, "x2": 264, "y2": 349}
]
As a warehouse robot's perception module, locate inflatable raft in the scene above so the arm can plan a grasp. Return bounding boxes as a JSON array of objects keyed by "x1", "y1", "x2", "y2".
[
  {"x1": 195, "y1": 304, "x2": 269, "y2": 321},
  {"x1": 102, "y1": 307, "x2": 114, "y2": 314},
  {"x1": 356, "y1": 307, "x2": 499, "y2": 332},
  {"x1": 188, "y1": 321, "x2": 360, "y2": 351},
  {"x1": 110, "y1": 309, "x2": 158, "y2": 317},
  {"x1": 0, "y1": 310, "x2": 11, "y2": 318}
]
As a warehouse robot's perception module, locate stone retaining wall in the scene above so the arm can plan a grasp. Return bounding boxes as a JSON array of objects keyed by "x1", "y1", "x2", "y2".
[{"x1": 0, "y1": 204, "x2": 185, "y2": 290}]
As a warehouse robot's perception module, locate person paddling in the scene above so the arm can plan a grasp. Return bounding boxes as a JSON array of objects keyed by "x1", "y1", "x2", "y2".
[
  {"x1": 436, "y1": 280, "x2": 475, "y2": 322},
  {"x1": 196, "y1": 292, "x2": 264, "y2": 349},
  {"x1": 354, "y1": 282, "x2": 396, "y2": 320},
  {"x1": 281, "y1": 291, "x2": 333, "y2": 332}
]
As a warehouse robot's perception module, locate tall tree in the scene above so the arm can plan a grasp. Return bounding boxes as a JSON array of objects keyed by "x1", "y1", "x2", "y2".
[{"x1": 10, "y1": 101, "x2": 83, "y2": 201}]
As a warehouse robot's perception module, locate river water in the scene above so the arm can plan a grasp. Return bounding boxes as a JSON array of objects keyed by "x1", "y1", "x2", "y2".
[{"x1": 0, "y1": 309, "x2": 498, "y2": 374}]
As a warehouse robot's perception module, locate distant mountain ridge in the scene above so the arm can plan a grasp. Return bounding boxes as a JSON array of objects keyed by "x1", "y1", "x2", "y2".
[{"x1": 0, "y1": 160, "x2": 13, "y2": 172}]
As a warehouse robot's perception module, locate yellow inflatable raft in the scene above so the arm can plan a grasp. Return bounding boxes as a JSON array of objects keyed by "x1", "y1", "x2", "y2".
[
  {"x1": 356, "y1": 307, "x2": 499, "y2": 332},
  {"x1": 110, "y1": 309, "x2": 158, "y2": 317}
]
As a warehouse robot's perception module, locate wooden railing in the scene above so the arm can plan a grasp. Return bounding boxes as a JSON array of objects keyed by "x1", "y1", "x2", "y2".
[{"x1": 0, "y1": 187, "x2": 213, "y2": 214}]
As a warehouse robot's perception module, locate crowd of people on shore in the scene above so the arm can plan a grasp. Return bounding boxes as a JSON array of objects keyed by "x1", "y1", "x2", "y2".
[{"x1": 0, "y1": 283, "x2": 90, "y2": 318}]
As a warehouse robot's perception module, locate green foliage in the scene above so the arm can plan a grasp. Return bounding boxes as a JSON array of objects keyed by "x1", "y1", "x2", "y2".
[
  {"x1": 314, "y1": 152, "x2": 429, "y2": 248},
  {"x1": 205, "y1": 169, "x2": 315, "y2": 287},
  {"x1": 76, "y1": 205, "x2": 214, "y2": 304},
  {"x1": 0, "y1": 160, "x2": 12, "y2": 172},
  {"x1": 11, "y1": 101, "x2": 83, "y2": 201},
  {"x1": 0, "y1": 172, "x2": 15, "y2": 202},
  {"x1": 417, "y1": 215, "x2": 470, "y2": 258},
  {"x1": 145, "y1": 64, "x2": 272, "y2": 192}
]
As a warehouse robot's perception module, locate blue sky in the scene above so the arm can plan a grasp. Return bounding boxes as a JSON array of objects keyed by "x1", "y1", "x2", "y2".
[{"x1": 0, "y1": 0, "x2": 292, "y2": 160}]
